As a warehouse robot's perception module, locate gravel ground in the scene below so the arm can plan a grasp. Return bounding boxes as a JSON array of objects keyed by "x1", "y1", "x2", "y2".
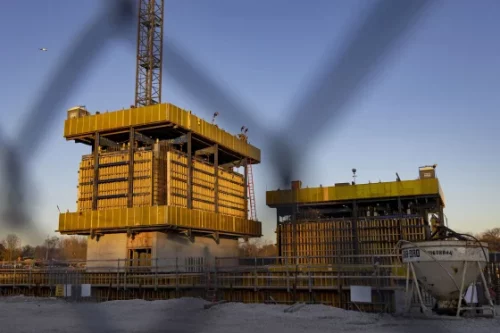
[{"x1": 0, "y1": 296, "x2": 498, "y2": 333}]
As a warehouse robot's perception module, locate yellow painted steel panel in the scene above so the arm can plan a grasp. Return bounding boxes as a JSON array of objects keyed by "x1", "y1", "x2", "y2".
[
  {"x1": 58, "y1": 205, "x2": 261, "y2": 237},
  {"x1": 64, "y1": 103, "x2": 261, "y2": 162},
  {"x1": 266, "y1": 178, "x2": 445, "y2": 207}
]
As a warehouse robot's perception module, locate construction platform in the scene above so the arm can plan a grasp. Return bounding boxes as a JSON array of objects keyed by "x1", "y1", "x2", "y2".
[
  {"x1": 59, "y1": 103, "x2": 263, "y2": 269},
  {"x1": 267, "y1": 166, "x2": 446, "y2": 260},
  {"x1": 64, "y1": 103, "x2": 260, "y2": 163},
  {"x1": 1, "y1": 255, "x2": 499, "y2": 313}
]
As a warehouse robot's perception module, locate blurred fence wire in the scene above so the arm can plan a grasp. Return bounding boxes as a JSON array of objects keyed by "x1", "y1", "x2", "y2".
[{"x1": 0, "y1": 0, "x2": 434, "y2": 332}]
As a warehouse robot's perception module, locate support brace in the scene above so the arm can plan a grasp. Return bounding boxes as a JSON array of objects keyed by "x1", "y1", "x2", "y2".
[{"x1": 180, "y1": 229, "x2": 195, "y2": 243}]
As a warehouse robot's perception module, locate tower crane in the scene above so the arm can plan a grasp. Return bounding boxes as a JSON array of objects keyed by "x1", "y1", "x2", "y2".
[{"x1": 135, "y1": 0, "x2": 164, "y2": 107}]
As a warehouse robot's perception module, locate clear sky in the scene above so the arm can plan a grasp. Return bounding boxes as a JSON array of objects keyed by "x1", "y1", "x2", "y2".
[{"x1": 1, "y1": 0, "x2": 499, "y2": 245}]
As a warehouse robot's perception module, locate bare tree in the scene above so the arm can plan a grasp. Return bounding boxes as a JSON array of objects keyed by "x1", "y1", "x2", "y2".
[
  {"x1": 45, "y1": 236, "x2": 60, "y2": 260},
  {"x1": 239, "y1": 239, "x2": 278, "y2": 257},
  {"x1": 2, "y1": 234, "x2": 21, "y2": 261},
  {"x1": 0, "y1": 243, "x2": 5, "y2": 261},
  {"x1": 478, "y1": 228, "x2": 500, "y2": 252},
  {"x1": 21, "y1": 245, "x2": 35, "y2": 259},
  {"x1": 59, "y1": 236, "x2": 87, "y2": 261}
]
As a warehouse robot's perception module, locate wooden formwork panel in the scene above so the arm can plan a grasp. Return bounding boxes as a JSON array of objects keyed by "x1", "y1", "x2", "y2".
[
  {"x1": 278, "y1": 217, "x2": 428, "y2": 264},
  {"x1": 78, "y1": 150, "x2": 159, "y2": 211},
  {"x1": 278, "y1": 220, "x2": 354, "y2": 264},
  {"x1": 76, "y1": 145, "x2": 246, "y2": 219},
  {"x1": 166, "y1": 150, "x2": 246, "y2": 218}
]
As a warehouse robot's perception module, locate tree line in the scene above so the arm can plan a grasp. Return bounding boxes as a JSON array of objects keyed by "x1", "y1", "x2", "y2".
[
  {"x1": 0, "y1": 227, "x2": 498, "y2": 262},
  {"x1": 238, "y1": 227, "x2": 500, "y2": 257},
  {"x1": 0, "y1": 234, "x2": 87, "y2": 262}
]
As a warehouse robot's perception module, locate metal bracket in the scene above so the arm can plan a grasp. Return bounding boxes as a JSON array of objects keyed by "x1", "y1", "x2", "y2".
[
  {"x1": 134, "y1": 131, "x2": 155, "y2": 145},
  {"x1": 167, "y1": 134, "x2": 188, "y2": 145},
  {"x1": 195, "y1": 145, "x2": 216, "y2": 156},
  {"x1": 210, "y1": 231, "x2": 220, "y2": 245},
  {"x1": 180, "y1": 229, "x2": 195, "y2": 243},
  {"x1": 126, "y1": 229, "x2": 136, "y2": 240},
  {"x1": 99, "y1": 136, "x2": 120, "y2": 150},
  {"x1": 90, "y1": 230, "x2": 103, "y2": 242}
]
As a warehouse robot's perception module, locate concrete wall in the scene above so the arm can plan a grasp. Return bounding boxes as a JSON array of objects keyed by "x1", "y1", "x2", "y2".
[
  {"x1": 154, "y1": 233, "x2": 239, "y2": 272},
  {"x1": 85, "y1": 232, "x2": 239, "y2": 272},
  {"x1": 86, "y1": 234, "x2": 128, "y2": 271}
]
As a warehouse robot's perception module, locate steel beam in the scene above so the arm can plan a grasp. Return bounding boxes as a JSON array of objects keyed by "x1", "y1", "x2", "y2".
[
  {"x1": 99, "y1": 136, "x2": 120, "y2": 150},
  {"x1": 167, "y1": 135, "x2": 188, "y2": 145},
  {"x1": 214, "y1": 144, "x2": 219, "y2": 213},
  {"x1": 195, "y1": 146, "x2": 216, "y2": 156},
  {"x1": 134, "y1": 131, "x2": 154, "y2": 145},
  {"x1": 187, "y1": 132, "x2": 193, "y2": 209},
  {"x1": 92, "y1": 132, "x2": 100, "y2": 210},
  {"x1": 128, "y1": 129, "x2": 135, "y2": 208}
]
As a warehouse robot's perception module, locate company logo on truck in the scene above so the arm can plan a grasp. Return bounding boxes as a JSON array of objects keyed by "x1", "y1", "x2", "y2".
[{"x1": 402, "y1": 248, "x2": 420, "y2": 259}]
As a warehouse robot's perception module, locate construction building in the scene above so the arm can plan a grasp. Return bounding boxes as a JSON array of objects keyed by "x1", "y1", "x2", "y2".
[
  {"x1": 266, "y1": 166, "x2": 445, "y2": 264},
  {"x1": 58, "y1": 103, "x2": 262, "y2": 270},
  {"x1": 56, "y1": 1, "x2": 263, "y2": 271}
]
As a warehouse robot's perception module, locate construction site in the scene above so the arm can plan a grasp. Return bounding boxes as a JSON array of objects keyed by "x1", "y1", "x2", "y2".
[{"x1": 1, "y1": 0, "x2": 499, "y2": 319}]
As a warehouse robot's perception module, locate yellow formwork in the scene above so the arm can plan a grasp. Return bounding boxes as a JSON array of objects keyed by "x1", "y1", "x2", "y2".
[
  {"x1": 64, "y1": 103, "x2": 261, "y2": 163},
  {"x1": 78, "y1": 150, "x2": 157, "y2": 211},
  {"x1": 58, "y1": 205, "x2": 262, "y2": 237},
  {"x1": 278, "y1": 217, "x2": 427, "y2": 264},
  {"x1": 77, "y1": 147, "x2": 246, "y2": 219},
  {"x1": 266, "y1": 178, "x2": 445, "y2": 207},
  {"x1": 166, "y1": 150, "x2": 246, "y2": 218}
]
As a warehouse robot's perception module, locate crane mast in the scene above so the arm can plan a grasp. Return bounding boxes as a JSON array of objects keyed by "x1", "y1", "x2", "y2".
[{"x1": 135, "y1": 0, "x2": 164, "y2": 107}]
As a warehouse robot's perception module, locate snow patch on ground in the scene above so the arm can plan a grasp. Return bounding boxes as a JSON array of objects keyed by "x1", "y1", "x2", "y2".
[{"x1": 0, "y1": 296, "x2": 499, "y2": 333}]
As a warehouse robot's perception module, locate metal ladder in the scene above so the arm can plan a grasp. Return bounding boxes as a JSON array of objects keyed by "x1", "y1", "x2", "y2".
[{"x1": 247, "y1": 161, "x2": 257, "y2": 220}]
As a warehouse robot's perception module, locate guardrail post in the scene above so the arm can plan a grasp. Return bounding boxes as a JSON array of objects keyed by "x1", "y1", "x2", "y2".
[
  {"x1": 155, "y1": 258, "x2": 158, "y2": 291},
  {"x1": 307, "y1": 256, "x2": 312, "y2": 294},
  {"x1": 124, "y1": 260, "x2": 127, "y2": 291},
  {"x1": 13, "y1": 263, "x2": 16, "y2": 289},
  {"x1": 28, "y1": 264, "x2": 33, "y2": 290},
  {"x1": 254, "y1": 257, "x2": 258, "y2": 292},
  {"x1": 285, "y1": 256, "x2": 290, "y2": 293},
  {"x1": 214, "y1": 258, "x2": 218, "y2": 296},
  {"x1": 116, "y1": 259, "x2": 120, "y2": 291},
  {"x1": 175, "y1": 257, "x2": 179, "y2": 293}
]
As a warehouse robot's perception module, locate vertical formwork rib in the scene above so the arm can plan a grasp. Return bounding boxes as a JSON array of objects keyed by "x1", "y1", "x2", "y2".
[
  {"x1": 187, "y1": 132, "x2": 193, "y2": 209},
  {"x1": 397, "y1": 196, "x2": 403, "y2": 240},
  {"x1": 352, "y1": 200, "x2": 359, "y2": 257},
  {"x1": 128, "y1": 129, "x2": 135, "y2": 207},
  {"x1": 92, "y1": 133, "x2": 100, "y2": 210},
  {"x1": 135, "y1": 0, "x2": 164, "y2": 107},
  {"x1": 214, "y1": 144, "x2": 219, "y2": 213}
]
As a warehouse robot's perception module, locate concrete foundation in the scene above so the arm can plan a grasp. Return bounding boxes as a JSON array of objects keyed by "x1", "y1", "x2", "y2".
[{"x1": 86, "y1": 232, "x2": 239, "y2": 271}]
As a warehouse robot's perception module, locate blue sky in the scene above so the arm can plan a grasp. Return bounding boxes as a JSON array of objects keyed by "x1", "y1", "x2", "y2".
[{"x1": 1, "y1": 1, "x2": 499, "y2": 245}]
